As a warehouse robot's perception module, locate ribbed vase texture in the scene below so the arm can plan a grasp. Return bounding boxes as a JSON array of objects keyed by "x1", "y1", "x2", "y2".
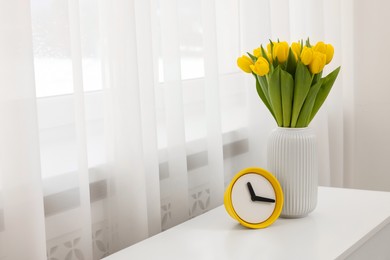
[{"x1": 267, "y1": 127, "x2": 318, "y2": 218}]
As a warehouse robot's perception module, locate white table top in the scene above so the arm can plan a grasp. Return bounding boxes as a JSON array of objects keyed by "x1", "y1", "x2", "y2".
[{"x1": 104, "y1": 187, "x2": 390, "y2": 260}]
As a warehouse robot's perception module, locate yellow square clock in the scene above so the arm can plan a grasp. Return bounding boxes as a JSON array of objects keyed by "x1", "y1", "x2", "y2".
[{"x1": 224, "y1": 167, "x2": 284, "y2": 229}]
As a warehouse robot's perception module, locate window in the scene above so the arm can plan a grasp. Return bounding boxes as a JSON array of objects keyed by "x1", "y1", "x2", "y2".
[{"x1": 32, "y1": 0, "x2": 245, "y2": 180}]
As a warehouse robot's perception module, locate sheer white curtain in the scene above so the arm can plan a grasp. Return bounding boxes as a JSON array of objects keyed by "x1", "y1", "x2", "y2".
[
  {"x1": 0, "y1": 0, "x2": 353, "y2": 259},
  {"x1": 0, "y1": 1, "x2": 47, "y2": 259}
]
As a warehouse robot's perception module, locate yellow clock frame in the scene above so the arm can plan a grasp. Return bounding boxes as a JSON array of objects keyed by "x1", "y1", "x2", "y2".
[{"x1": 224, "y1": 167, "x2": 284, "y2": 229}]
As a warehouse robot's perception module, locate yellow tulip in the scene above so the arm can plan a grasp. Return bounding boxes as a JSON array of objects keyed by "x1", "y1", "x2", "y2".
[
  {"x1": 253, "y1": 47, "x2": 261, "y2": 58},
  {"x1": 259, "y1": 45, "x2": 273, "y2": 63},
  {"x1": 314, "y1": 41, "x2": 334, "y2": 64},
  {"x1": 254, "y1": 46, "x2": 272, "y2": 63},
  {"x1": 250, "y1": 57, "x2": 269, "y2": 76},
  {"x1": 237, "y1": 55, "x2": 253, "y2": 73},
  {"x1": 313, "y1": 41, "x2": 326, "y2": 54},
  {"x1": 267, "y1": 42, "x2": 272, "y2": 54},
  {"x1": 325, "y1": 44, "x2": 334, "y2": 64},
  {"x1": 273, "y1": 41, "x2": 289, "y2": 63},
  {"x1": 291, "y1": 42, "x2": 302, "y2": 58},
  {"x1": 300, "y1": 46, "x2": 314, "y2": 65},
  {"x1": 267, "y1": 52, "x2": 273, "y2": 63},
  {"x1": 308, "y1": 51, "x2": 326, "y2": 74},
  {"x1": 292, "y1": 51, "x2": 298, "y2": 61}
]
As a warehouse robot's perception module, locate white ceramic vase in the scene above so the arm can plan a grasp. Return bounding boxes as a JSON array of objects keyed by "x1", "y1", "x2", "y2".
[{"x1": 267, "y1": 127, "x2": 318, "y2": 218}]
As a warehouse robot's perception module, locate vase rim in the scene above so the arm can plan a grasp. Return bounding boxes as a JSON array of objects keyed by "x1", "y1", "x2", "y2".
[{"x1": 274, "y1": 127, "x2": 312, "y2": 131}]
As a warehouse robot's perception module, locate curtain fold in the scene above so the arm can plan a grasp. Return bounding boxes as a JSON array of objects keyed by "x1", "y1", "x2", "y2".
[
  {"x1": 0, "y1": 0, "x2": 353, "y2": 259},
  {"x1": 0, "y1": 0, "x2": 47, "y2": 259},
  {"x1": 241, "y1": 0, "x2": 274, "y2": 170},
  {"x1": 158, "y1": 0, "x2": 190, "y2": 229},
  {"x1": 68, "y1": 0, "x2": 94, "y2": 258},
  {"x1": 201, "y1": 0, "x2": 224, "y2": 212},
  {"x1": 133, "y1": 0, "x2": 161, "y2": 237},
  {"x1": 101, "y1": 0, "x2": 150, "y2": 251}
]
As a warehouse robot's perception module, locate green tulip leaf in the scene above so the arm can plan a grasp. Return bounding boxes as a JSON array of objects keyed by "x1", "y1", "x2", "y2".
[
  {"x1": 268, "y1": 39, "x2": 274, "y2": 52},
  {"x1": 260, "y1": 46, "x2": 269, "y2": 63},
  {"x1": 309, "y1": 66, "x2": 341, "y2": 123},
  {"x1": 306, "y1": 38, "x2": 312, "y2": 47},
  {"x1": 285, "y1": 48, "x2": 297, "y2": 76},
  {"x1": 296, "y1": 78, "x2": 323, "y2": 127},
  {"x1": 268, "y1": 66, "x2": 283, "y2": 126},
  {"x1": 261, "y1": 46, "x2": 274, "y2": 74},
  {"x1": 257, "y1": 74, "x2": 269, "y2": 95},
  {"x1": 247, "y1": 52, "x2": 257, "y2": 62},
  {"x1": 291, "y1": 62, "x2": 313, "y2": 127},
  {"x1": 255, "y1": 75, "x2": 275, "y2": 120},
  {"x1": 256, "y1": 74, "x2": 272, "y2": 108},
  {"x1": 312, "y1": 71, "x2": 323, "y2": 85},
  {"x1": 280, "y1": 70, "x2": 294, "y2": 127}
]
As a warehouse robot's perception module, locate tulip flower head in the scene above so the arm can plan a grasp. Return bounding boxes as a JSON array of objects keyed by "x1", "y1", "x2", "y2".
[
  {"x1": 272, "y1": 41, "x2": 289, "y2": 64},
  {"x1": 300, "y1": 46, "x2": 314, "y2": 65},
  {"x1": 250, "y1": 57, "x2": 269, "y2": 76},
  {"x1": 237, "y1": 55, "x2": 253, "y2": 73},
  {"x1": 313, "y1": 41, "x2": 334, "y2": 65},
  {"x1": 291, "y1": 42, "x2": 302, "y2": 59},
  {"x1": 313, "y1": 41, "x2": 327, "y2": 54},
  {"x1": 325, "y1": 44, "x2": 334, "y2": 64},
  {"x1": 309, "y1": 51, "x2": 326, "y2": 74},
  {"x1": 267, "y1": 52, "x2": 273, "y2": 63},
  {"x1": 267, "y1": 43, "x2": 272, "y2": 55},
  {"x1": 253, "y1": 47, "x2": 261, "y2": 58}
]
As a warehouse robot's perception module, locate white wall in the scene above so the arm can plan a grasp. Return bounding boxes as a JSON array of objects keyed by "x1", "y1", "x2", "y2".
[{"x1": 352, "y1": 0, "x2": 390, "y2": 191}]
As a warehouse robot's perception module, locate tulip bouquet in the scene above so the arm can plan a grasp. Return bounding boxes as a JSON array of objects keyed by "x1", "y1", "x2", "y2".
[{"x1": 237, "y1": 39, "x2": 340, "y2": 127}]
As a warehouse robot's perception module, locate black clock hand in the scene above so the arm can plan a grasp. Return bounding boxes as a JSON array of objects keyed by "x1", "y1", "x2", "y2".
[
  {"x1": 253, "y1": 196, "x2": 275, "y2": 203},
  {"x1": 246, "y1": 182, "x2": 256, "y2": 201},
  {"x1": 247, "y1": 182, "x2": 275, "y2": 203}
]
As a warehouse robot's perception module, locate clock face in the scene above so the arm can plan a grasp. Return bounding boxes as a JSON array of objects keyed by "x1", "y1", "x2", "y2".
[
  {"x1": 231, "y1": 173, "x2": 276, "y2": 224},
  {"x1": 224, "y1": 167, "x2": 283, "y2": 229}
]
